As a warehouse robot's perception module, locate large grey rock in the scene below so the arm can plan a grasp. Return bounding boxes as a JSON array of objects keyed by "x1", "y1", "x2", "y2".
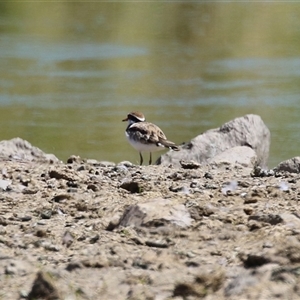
[
  {"x1": 0, "y1": 137, "x2": 60, "y2": 163},
  {"x1": 209, "y1": 146, "x2": 257, "y2": 168},
  {"x1": 275, "y1": 157, "x2": 300, "y2": 173},
  {"x1": 157, "y1": 114, "x2": 270, "y2": 168}
]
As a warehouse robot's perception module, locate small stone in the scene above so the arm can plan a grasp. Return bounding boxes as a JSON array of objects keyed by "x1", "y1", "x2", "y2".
[
  {"x1": 180, "y1": 160, "x2": 201, "y2": 169},
  {"x1": 118, "y1": 161, "x2": 133, "y2": 167},
  {"x1": 0, "y1": 179, "x2": 11, "y2": 191},
  {"x1": 41, "y1": 210, "x2": 52, "y2": 219},
  {"x1": 250, "y1": 189, "x2": 266, "y2": 198},
  {"x1": 251, "y1": 166, "x2": 273, "y2": 177},
  {"x1": 19, "y1": 177, "x2": 30, "y2": 186},
  {"x1": 120, "y1": 181, "x2": 142, "y2": 193},
  {"x1": 263, "y1": 241, "x2": 273, "y2": 248},
  {"x1": 67, "y1": 155, "x2": 81, "y2": 163},
  {"x1": 87, "y1": 184, "x2": 98, "y2": 192},
  {"x1": 221, "y1": 181, "x2": 238, "y2": 195},
  {"x1": 19, "y1": 216, "x2": 32, "y2": 222},
  {"x1": 243, "y1": 207, "x2": 253, "y2": 215},
  {"x1": 169, "y1": 185, "x2": 190, "y2": 194},
  {"x1": 248, "y1": 214, "x2": 283, "y2": 225},
  {"x1": 77, "y1": 235, "x2": 86, "y2": 242},
  {"x1": 81, "y1": 258, "x2": 108, "y2": 268},
  {"x1": 239, "y1": 181, "x2": 250, "y2": 188},
  {"x1": 241, "y1": 254, "x2": 270, "y2": 268},
  {"x1": 77, "y1": 165, "x2": 86, "y2": 171},
  {"x1": 49, "y1": 169, "x2": 73, "y2": 181},
  {"x1": 130, "y1": 236, "x2": 144, "y2": 245},
  {"x1": 19, "y1": 290, "x2": 29, "y2": 298},
  {"x1": 37, "y1": 221, "x2": 47, "y2": 225},
  {"x1": 190, "y1": 181, "x2": 198, "y2": 188},
  {"x1": 118, "y1": 206, "x2": 146, "y2": 228},
  {"x1": 247, "y1": 220, "x2": 262, "y2": 231},
  {"x1": 43, "y1": 242, "x2": 60, "y2": 252},
  {"x1": 188, "y1": 205, "x2": 215, "y2": 220},
  {"x1": 62, "y1": 230, "x2": 74, "y2": 247},
  {"x1": 145, "y1": 240, "x2": 170, "y2": 248},
  {"x1": 52, "y1": 194, "x2": 71, "y2": 203},
  {"x1": 244, "y1": 197, "x2": 258, "y2": 204},
  {"x1": 173, "y1": 282, "x2": 202, "y2": 298},
  {"x1": 22, "y1": 189, "x2": 38, "y2": 195},
  {"x1": 66, "y1": 262, "x2": 82, "y2": 272},
  {"x1": 35, "y1": 230, "x2": 47, "y2": 238},
  {"x1": 169, "y1": 185, "x2": 183, "y2": 192},
  {"x1": 0, "y1": 217, "x2": 8, "y2": 226},
  {"x1": 204, "y1": 183, "x2": 218, "y2": 189},
  {"x1": 114, "y1": 165, "x2": 128, "y2": 174},
  {"x1": 67, "y1": 181, "x2": 78, "y2": 188},
  {"x1": 89, "y1": 234, "x2": 100, "y2": 244}
]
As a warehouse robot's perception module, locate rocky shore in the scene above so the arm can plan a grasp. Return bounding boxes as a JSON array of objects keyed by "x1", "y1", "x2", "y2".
[{"x1": 1, "y1": 115, "x2": 300, "y2": 300}]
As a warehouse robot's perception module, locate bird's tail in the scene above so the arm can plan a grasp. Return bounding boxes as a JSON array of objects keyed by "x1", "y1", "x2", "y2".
[{"x1": 158, "y1": 140, "x2": 180, "y2": 151}]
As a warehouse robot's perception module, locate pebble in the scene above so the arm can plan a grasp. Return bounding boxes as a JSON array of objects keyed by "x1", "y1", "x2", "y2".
[
  {"x1": 19, "y1": 216, "x2": 32, "y2": 222},
  {"x1": 0, "y1": 179, "x2": 11, "y2": 190},
  {"x1": 52, "y1": 194, "x2": 71, "y2": 202},
  {"x1": 180, "y1": 160, "x2": 201, "y2": 169},
  {"x1": 145, "y1": 240, "x2": 169, "y2": 248},
  {"x1": 37, "y1": 220, "x2": 47, "y2": 225},
  {"x1": 41, "y1": 210, "x2": 52, "y2": 219},
  {"x1": 204, "y1": 172, "x2": 213, "y2": 179},
  {"x1": 42, "y1": 242, "x2": 60, "y2": 252},
  {"x1": 62, "y1": 230, "x2": 74, "y2": 247},
  {"x1": 87, "y1": 183, "x2": 98, "y2": 191},
  {"x1": 120, "y1": 181, "x2": 142, "y2": 193},
  {"x1": 118, "y1": 161, "x2": 133, "y2": 167}
]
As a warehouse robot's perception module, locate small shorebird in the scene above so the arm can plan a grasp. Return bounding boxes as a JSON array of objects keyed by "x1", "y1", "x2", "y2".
[{"x1": 122, "y1": 111, "x2": 179, "y2": 165}]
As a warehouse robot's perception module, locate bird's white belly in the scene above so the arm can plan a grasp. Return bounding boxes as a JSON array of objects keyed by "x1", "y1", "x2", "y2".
[{"x1": 125, "y1": 132, "x2": 164, "y2": 152}]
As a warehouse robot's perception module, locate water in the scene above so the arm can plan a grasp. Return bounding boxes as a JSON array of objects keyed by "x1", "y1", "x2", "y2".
[{"x1": 0, "y1": 3, "x2": 300, "y2": 167}]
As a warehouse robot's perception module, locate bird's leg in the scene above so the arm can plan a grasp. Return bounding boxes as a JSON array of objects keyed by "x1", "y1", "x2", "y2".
[
  {"x1": 139, "y1": 152, "x2": 143, "y2": 165},
  {"x1": 149, "y1": 152, "x2": 152, "y2": 165}
]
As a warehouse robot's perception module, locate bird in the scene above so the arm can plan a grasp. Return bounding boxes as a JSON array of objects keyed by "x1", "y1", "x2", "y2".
[{"x1": 122, "y1": 111, "x2": 179, "y2": 165}]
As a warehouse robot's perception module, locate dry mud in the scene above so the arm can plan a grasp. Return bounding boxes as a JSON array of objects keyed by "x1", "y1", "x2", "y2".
[{"x1": 1, "y1": 157, "x2": 300, "y2": 300}]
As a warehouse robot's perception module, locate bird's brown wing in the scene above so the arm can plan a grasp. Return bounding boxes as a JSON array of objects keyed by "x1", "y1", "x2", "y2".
[
  {"x1": 129, "y1": 122, "x2": 179, "y2": 150},
  {"x1": 128, "y1": 122, "x2": 166, "y2": 144}
]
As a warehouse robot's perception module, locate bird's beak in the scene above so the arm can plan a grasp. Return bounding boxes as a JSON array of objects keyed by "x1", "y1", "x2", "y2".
[{"x1": 122, "y1": 117, "x2": 128, "y2": 122}]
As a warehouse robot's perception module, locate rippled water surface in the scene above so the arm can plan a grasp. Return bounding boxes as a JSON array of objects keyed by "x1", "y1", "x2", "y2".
[{"x1": 1, "y1": 3, "x2": 300, "y2": 167}]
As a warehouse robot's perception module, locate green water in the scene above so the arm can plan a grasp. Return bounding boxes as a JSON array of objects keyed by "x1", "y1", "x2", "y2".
[{"x1": 1, "y1": 3, "x2": 300, "y2": 167}]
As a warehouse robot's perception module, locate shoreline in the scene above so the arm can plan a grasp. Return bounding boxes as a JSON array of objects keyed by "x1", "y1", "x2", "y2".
[{"x1": 0, "y1": 156, "x2": 300, "y2": 299}]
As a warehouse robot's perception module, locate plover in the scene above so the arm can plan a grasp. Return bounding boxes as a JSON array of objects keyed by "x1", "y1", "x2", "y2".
[{"x1": 122, "y1": 111, "x2": 179, "y2": 165}]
